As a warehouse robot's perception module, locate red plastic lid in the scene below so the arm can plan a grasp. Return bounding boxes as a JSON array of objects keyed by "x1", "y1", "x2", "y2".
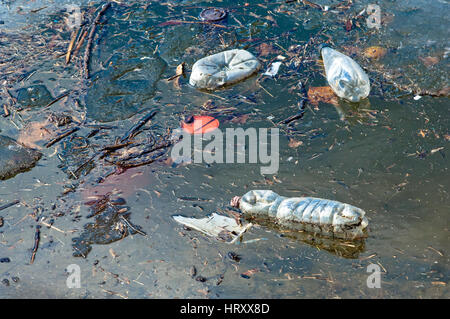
[{"x1": 182, "y1": 115, "x2": 219, "y2": 134}]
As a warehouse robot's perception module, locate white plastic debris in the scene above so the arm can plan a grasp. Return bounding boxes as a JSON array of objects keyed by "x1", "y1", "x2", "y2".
[
  {"x1": 238, "y1": 190, "x2": 368, "y2": 239},
  {"x1": 321, "y1": 46, "x2": 370, "y2": 102},
  {"x1": 173, "y1": 213, "x2": 252, "y2": 243},
  {"x1": 413, "y1": 95, "x2": 422, "y2": 100},
  {"x1": 189, "y1": 49, "x2": 261, "y2": 90},
  {"x1": 264, "y1": 61, "x2": 282, "y2": 77}
]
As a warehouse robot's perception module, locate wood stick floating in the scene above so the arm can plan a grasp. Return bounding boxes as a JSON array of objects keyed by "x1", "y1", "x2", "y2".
[
  {"x1": 30, "y1": 225, "x2": 41, "y2": 264},
  {"x1": 0, "y1": 200, "x2": 20, "y2": 212},
  {"x1": 83, "y1": 2, "x2": 112, "y2": 79}
]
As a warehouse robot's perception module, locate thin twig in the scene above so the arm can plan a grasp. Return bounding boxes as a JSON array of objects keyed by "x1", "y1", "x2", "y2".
[
  {"x1": 66, "y1": 28, "x2": 78, "y2": 64},
  {"x1": 44, "y1": 127, "x2": 80, "y2": 148},
  {"x1": 42, "y1": 91, "x2": 71, "y2": 110},
  {"x1": 120, "y1": 110, "x2": 158, "y2": 142}
]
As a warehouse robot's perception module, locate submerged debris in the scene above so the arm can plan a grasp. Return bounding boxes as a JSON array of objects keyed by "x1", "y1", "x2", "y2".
[
  {"x1": 15, "y1": 85, "x2": 54, "y2": 109},
  {"x1": 0, "y1": 135, "x2": 42, "y2": 180},
  {"x1": 190, "y1": 266, "x2": 197, "y2": 278},
  {"x1": 227, "y1": 251, "x2": 241, "y2": 262},
  {"x1": 72, "y1": 197, "x2": 145, "y2": 258}
]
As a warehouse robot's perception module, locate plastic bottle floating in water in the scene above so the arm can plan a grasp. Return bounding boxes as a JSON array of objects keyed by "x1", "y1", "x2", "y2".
[
  {"x1": 321, "y1": 46, "x2": 370, "y2": 102},
  {"x1": 236, "y1": 190, "x2": 369, "y2": 239}
]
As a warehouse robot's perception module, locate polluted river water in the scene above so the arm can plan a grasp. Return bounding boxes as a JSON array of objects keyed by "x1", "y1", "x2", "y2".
[{"x1": 0, "y1": 0, "x2": 448, "y2": 299}]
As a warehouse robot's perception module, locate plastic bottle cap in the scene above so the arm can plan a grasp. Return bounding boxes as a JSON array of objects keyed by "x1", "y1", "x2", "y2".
[{"x1": 318, "y1": 43, "x2": 330, "y2": 55}]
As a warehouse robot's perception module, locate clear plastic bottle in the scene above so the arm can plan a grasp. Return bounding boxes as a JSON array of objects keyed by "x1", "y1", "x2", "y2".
[
  {"x1": 321, "y1": 46, "x2": 370, "y2": 102},
  {"x1": 238, "y1": 190, "x2": 368, "y2": 239}
]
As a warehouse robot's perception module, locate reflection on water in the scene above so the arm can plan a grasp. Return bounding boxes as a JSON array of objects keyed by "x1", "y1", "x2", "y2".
[
  {"x1": 0, "y1": 0, "x2": 448, "y2": 298},
  {"x1": 247, "y1": 218, "x2": 366, "y2": 259}
]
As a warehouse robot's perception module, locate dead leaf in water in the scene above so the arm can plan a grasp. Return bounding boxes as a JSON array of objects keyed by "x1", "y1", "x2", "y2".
[
  {"x1": 341, "y1": 46, "x2": 361, "y2": 56},
  {"x1": 307, "y1": 86, "x2": 339, "y2": 108},
  {"x1": 264, "y1": 15, "x2": 278, "y2": 27},
  {"x1": 241, "y1": 268, "x2": 260, "y2": 278},
  {"x1": 418, "y1": 129, "x2": 427, "y2": 138},
  {"x1": 153, "y1": 190, "x2": 161, "y2": 197},
  {"x1": 419, "y1": 56, "x2": 440, "y2": 67},
  {"x1": 345, "y1": 19, "x2": 353, "y2": 32},
  {"x1": 197, "y1": 288, "x2": 209, "y2": 296},
  {"x1": 431, "y1": 281, "x2": 446, "y2": 286},
  {"x1": 184, "y1": 46, "x2": 203, "y2": 56},
  {"x1": 109, "y1": 248, "x2": 119, "y2": 259},
  {"x1": 363, "y1": 46, "x2": 387, "y2": 59},
  {"x1": 201, "y1": 100, "x2": 215, "y2": 110},
  {"x1": 257, "y1": 43, "x2": 277, "y2": 57},
  {"x1": 230, "y1": 114, "x2": 249, "y2": 124},
  {"x1": 436, "y1": 86, "x2": 450, "y2": 96},
  {"x1": 288, "y1": 138, "x2": 303, "y2": 148},
  {"x1": 381, "y1": 12, "x2": 395, "y2": 26},
  {"x1": 249, "y1": 12, "x2": 262, "y2": 19},
  {"x1": 430, "y1": 147, "x2": 444, "y2": 154}
]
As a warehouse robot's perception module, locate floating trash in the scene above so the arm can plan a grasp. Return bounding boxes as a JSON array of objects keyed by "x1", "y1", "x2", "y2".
[
  {"x1": 234, "y1": 190, "x2": 368, "y2": 239},
  {"x1": 181, "y1": 115, "x2": 219, "y2": 134},
  {"x1": 173, "y1": 213, "x2": 252, "y2": 244},
  {"x1": 321, "y1": 46, "x2": 370, "y2": 102},
  {"x1": 199, "y1": 8, "x2": 227, "y2": 22},
  {"x1": 189, "y1": 49, "x2": 261, "y2": 90},
  {"x1": 263, "y1": 61, "x2": 282, "y2": 77}
]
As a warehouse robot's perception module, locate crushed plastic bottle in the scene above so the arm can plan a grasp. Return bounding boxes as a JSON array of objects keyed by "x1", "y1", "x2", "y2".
[
  {"x1": 189, "y1": 49, "x2": 260, "y2": 90},
  {"x1": 321, "y1": 46, "x2": 370, "y2": 102},
  {"x1": 237, "y1": 190, "x2": 368, "y2": 239}
]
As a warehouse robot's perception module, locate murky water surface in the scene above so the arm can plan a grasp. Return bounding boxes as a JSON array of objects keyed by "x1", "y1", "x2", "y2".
[{"x1": 0, "y1": 0, "x2": 448, "y2": 298}]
